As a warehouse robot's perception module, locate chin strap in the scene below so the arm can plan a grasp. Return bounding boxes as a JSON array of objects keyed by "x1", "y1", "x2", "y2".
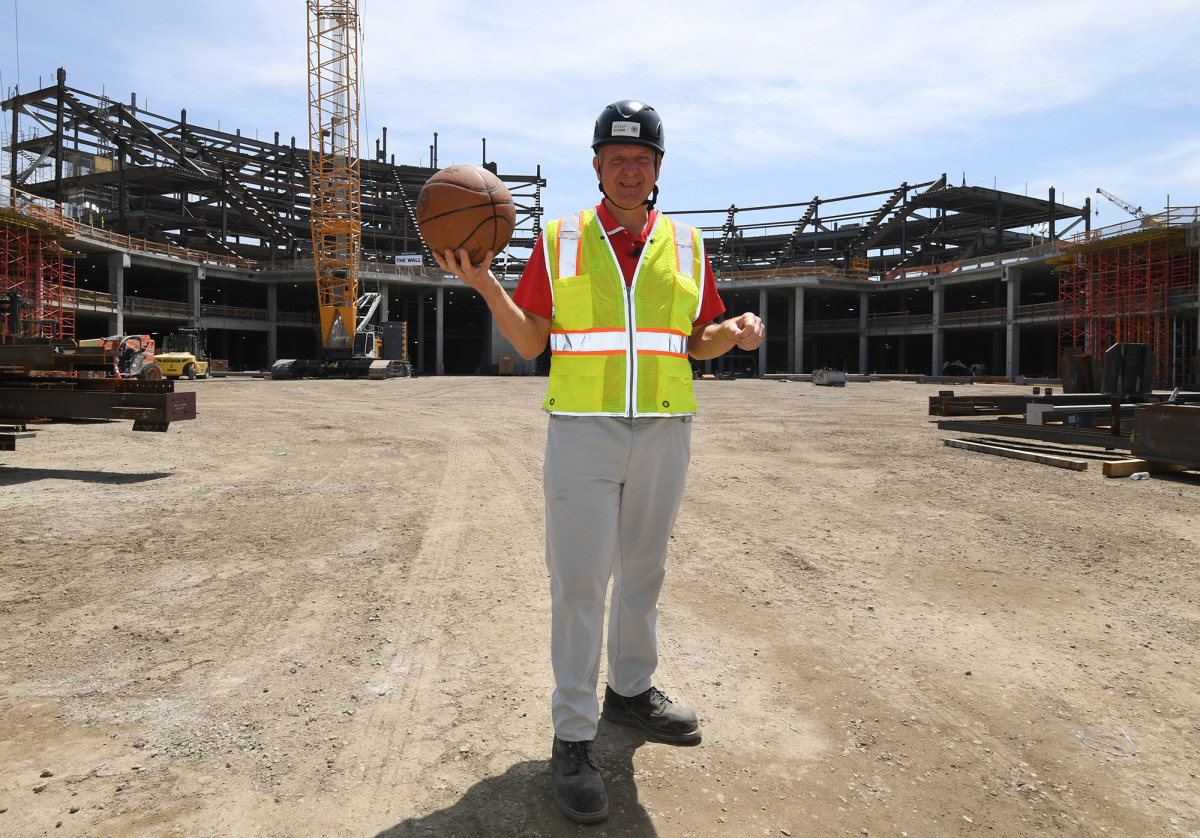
[{"x1": 598, "y1": 181, "x2": 657, "y2": 212}]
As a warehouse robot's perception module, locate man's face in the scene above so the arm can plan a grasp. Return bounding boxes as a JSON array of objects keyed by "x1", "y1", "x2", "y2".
[{"x1": 593, "y1": 144, "x2": 660, "y2": 208}]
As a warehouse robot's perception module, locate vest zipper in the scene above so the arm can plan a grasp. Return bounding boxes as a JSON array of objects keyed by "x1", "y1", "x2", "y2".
[
  {"x1": 624, "y1": 223, "x2": 653, "y2": 419},
  {"x1": 624, "y1": 279, "x2": 636, "y2": 417},
  {"x1": 596, "y1": 216, "x2": 661, "y2": 418}
]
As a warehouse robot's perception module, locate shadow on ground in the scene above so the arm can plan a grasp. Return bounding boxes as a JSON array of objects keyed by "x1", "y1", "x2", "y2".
[
  {"x1": 376, "y1": 726, "x2": 659, "y2": 837},
  {"x1": 0, "y1": 466, "x2": 174, "y2": 485}
]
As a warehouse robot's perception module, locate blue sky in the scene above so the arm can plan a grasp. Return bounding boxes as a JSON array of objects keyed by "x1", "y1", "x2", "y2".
[{"x1": 4, "y1": 0, "x2": 1200, "y2": 234}]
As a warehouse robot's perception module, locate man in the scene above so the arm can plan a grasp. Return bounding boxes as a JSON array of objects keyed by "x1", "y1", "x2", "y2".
[{"x1": 434, "y1": 99, "x2": 764, "y2": 824}]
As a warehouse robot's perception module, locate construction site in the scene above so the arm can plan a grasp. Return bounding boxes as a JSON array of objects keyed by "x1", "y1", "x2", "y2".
[
  {"x1": 5, "y1": 59, "x2": 1200, "y2": 462},
  {"x1": 5, "y1": 40, "x2": 1200, "y2": 378},
  {"x1": 4, "y1": 68, "x2": 1200, "y2": 385},
  {"x1": 2, "y1": 4, "x2": 1199, "y2": 837}
]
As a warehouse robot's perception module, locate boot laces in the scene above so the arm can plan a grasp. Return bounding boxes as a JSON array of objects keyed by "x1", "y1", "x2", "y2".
[
  {"x1": 568, "y1": 739, "x2": 599, "y2": 770},
  {"x1": 645, "y1": 686, "x2": 671, "y2": 707}
]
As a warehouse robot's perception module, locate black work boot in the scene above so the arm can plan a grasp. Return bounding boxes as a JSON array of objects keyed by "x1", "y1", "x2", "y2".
[
  {"x1": 603, "y1": 685, "x2": 701, "y2": 744},
  {"x1": 551, "y1": 737, "x2": 609, "y2": 823}
]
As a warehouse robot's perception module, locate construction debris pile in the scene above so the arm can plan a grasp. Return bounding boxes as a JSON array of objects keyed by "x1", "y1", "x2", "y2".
[{"x1": 931, "y1": 342, "x2": 1200, "y2": 474}]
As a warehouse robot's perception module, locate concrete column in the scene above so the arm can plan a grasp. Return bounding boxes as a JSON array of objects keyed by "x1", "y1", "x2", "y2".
[
  {"x1": 931, "y1": 279, "x2": 944, "y2": 375},
  {"x1": 189, "y1": 266, "x2": 204, "y2": 323},
  {"x1": 793, "y1": 286, "x2": 805, "y2": 374},
  {"x1": 266, "y1": 284, "x2": 278, "y2": 363},
  {"x1": 107, "y1": 252, "x2": 128, "y2": 335},
  {"x1": 1004, "y1": 266, "x2": 1022, "y2": 381},
  {"x1": 758, "y1": 288, "x2": 768, "y2": 374},
  {"x1": 489, "y1": 309, "x2": 501, "y2": 370},
  {"x1": 436, "y1": 286, "x2": 445, "y2": 375},
  {"x1": 858, "y1": 290, "x2": 869, "y2": 374},
  {"x1": 417, "y1": 294, "x2": 426, "y2": 372}
]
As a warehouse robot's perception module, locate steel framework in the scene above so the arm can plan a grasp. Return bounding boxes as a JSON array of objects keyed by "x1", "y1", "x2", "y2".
[
  {"x1": 2, "y1": 68, "x2": 545, "y2": 272},
  {"x1": 5, "y1": 72, "x2": 1081, "y2": 285},
  {"x1": 667, "y1": 177, "x2": 1088, "y2": 279}
]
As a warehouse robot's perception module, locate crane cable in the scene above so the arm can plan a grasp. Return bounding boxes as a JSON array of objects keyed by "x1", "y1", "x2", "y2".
[
  {"x1": 1, "y1": 0, "x2": 18, "y2": 155},
  {"x1": 11, "y1": 0, "x2": 19, "y2": 90},
  {"x1": 359, "y1": 0, "x2": 368, "y2": 164}
]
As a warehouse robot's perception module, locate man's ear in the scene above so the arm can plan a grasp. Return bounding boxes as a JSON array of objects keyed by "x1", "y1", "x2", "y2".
[{"x1": 593, "y1": 155, "x2": 601, "y2": 180}]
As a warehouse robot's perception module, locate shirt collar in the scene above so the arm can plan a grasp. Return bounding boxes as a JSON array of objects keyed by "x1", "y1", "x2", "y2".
[{"x1": 595, "y1": 202, "x2": 657, "y2": 241}]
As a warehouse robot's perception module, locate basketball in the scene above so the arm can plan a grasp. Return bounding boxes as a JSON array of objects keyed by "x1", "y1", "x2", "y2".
[{"x1": 416, "y1": 165, "x2": 516, "y2": 265}]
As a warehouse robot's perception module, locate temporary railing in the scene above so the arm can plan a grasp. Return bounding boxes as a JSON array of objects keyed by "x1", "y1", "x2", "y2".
[
  {"x1": 200, "y1": 303, "x2": 270, "y2": 322},
  {"x1": 939, "y1": 306, "x2": 1006, "y2": 327},
  {"x1": 2, "y1": 181, "x2": 258, "y2": 270},
  {"x1": 1065, "y1": 205, "x2": 1200, "y2": 244},
  {"x1": 715, "y1": 265, "x2": 850, "y2": 282}
]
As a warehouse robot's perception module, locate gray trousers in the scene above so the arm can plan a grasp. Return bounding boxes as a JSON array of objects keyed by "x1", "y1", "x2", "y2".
[{"x1": 543, "y1": 414, "x2": 693, "y2": 742}]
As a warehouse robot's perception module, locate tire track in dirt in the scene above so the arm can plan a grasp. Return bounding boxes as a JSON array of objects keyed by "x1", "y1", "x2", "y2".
[{"x1": 307, "y1": 418, "x2": 549, "y2": 832}]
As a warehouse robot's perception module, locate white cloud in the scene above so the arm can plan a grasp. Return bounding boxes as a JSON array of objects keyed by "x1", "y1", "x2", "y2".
[{"x1": 5, "y1": 0, "x2": 1200, "y2": 220}]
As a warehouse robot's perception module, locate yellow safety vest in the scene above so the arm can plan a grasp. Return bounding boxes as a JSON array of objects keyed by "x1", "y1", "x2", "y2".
[{"x1": 543, "y1": 209, "x2": 705, "y2": 417}]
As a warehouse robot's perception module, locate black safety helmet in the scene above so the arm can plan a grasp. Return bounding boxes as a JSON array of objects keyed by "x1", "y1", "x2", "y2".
[{"x1": 592, "y1": 100, "x2": 665, "y2": 156}]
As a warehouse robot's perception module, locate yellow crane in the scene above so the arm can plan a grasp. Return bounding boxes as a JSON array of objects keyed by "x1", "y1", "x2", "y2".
[
  {"x1": 307, "y1": 0, "x2": 362, "y2": 352},
  {"x1": 272, "y1": 0, "x2": 406, "y2": 378}
]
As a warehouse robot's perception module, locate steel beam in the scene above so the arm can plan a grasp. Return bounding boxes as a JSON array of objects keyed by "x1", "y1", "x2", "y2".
[
  {"x1": 935, "y1": 418, "x2": 1132, "y2": 450},
  {"x1": 0, "y1": 380, "x2": 196, "y2": 431},
  {"x1": 1132, "y1": 404, "x2": 1200, "y2": 469}
]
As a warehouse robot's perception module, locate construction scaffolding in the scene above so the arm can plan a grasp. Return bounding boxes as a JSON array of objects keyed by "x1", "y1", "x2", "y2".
[
  {"x1": 1, "y1": 191, "x2": 76, "y2": 342},
  {"x1": 1057, "y1": 209, "x2": 1200, "y2": 389}
]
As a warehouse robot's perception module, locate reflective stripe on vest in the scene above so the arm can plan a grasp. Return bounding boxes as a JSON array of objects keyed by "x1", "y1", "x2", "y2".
[
  {"x1": 556, "y1": 213, "x2": 582, "y2": 280},
  {"x1": 670, "y1": 217, "x2": 704, "y2": 322},
  {"x1": 550, "y1": 329, "x2": 688, "y2": 357},
  {"x1": 670, "y1": 218, "x2": 695, "y2": 280}
]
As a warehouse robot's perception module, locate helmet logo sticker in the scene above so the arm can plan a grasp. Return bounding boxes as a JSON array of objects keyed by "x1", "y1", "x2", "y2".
[{"x1": 610, "y1": 121, "x2": 642, "y2": 138}]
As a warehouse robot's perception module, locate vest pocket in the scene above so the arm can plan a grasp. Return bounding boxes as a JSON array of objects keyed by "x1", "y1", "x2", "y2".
[
  {"x1": 552, "y1": 274, "x2": 593, "y2": 330},
  {"x1": 545, "y1": 353, "x2": 608, "y2": 412},
  {"x1": 644, "y1": 356, "x2": 697, "y2": 414},
  {"x1": 671, "y1": 271, "x2": 700, "y2": 330}
]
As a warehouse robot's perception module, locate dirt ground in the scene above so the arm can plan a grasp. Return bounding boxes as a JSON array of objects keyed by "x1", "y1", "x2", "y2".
[{"x1": 1, "y1": 375, "x2": 1197, "y2": 837}]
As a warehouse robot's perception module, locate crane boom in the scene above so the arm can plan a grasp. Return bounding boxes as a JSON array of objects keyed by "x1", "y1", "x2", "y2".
[
  {"x1": 307, "y1": 0, "x2": 362, "y2": 350},
  {"x1": 1095, "y1": 187, "x2": 1145, "y2": 220}
]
